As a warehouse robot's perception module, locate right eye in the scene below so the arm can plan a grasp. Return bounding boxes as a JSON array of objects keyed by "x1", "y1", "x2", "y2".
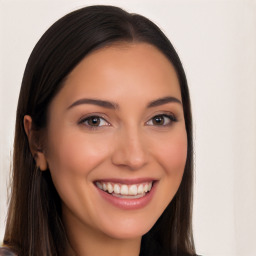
[
  {"x1": 79, "y1": 116, "x2": 110, "y2": 128},
  {"x1": 146, "y1": 114, "x2": 177, "y2": 126}
]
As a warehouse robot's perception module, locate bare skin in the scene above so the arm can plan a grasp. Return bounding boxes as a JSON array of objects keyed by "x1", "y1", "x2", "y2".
[{"x1": 24, "y1": 43, "x2": 187, "y2": 256}]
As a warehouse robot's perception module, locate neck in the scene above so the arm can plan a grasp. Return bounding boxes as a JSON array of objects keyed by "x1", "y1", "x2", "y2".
[
  {"x1": 71, "y1": 234, "x2": 141, "y2": 256},
  {"x1": 63, "y1": 209, "x2": 141, "y2": 256}
]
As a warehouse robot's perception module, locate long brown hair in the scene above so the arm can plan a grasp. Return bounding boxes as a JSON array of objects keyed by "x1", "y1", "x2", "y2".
[{"x1": 4, "y1": 5, "x2": 195, "y2": 256}]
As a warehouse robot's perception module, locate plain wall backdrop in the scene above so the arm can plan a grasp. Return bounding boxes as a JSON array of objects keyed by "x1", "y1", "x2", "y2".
[{"x1": 0, "y1": 0, "x2": 256, "y2": 255}]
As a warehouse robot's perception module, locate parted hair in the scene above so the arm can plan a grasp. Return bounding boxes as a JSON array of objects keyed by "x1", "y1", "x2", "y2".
[{"x1": 3, "y1": 5, "x2": 195, "y2": 256}]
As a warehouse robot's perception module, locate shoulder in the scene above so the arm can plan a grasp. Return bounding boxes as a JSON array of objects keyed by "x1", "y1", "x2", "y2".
[{"x1": 0, "y1": 247, "x2": 17, "y2": 256}]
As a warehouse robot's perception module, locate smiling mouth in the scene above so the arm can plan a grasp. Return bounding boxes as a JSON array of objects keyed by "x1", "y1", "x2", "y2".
[{"x1": 95, "y1": 181, "x2": 154, "y2": 199}]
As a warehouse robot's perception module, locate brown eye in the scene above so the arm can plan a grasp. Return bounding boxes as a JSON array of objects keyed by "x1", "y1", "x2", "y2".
[
  {"x1": 87, "y1": 116, "x2": 101, "y2": 126},
  {"x1": 152, "y1": 115, "x2": 164, "y2": 125},
  {"x1": 147, "y1": 114, "x2": 177, "y2": 126},
  {"x1": 80, "y1": 116, "x2": 109, "y2": 128}
]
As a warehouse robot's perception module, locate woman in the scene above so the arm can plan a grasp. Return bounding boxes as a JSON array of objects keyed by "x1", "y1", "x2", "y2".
[{"x1": 1, "y1": 5, "x2": 196, "y2": 256}]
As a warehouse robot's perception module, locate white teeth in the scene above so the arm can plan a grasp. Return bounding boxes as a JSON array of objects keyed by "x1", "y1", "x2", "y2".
[
  {"x1": 107, "y1": 183, "x2": 113, "y2": 193},
  {"x1": 120, "y1": 184, "x2": 129, "y2": 195},
  {"x1": 112, "y1": 193, "x2": 145, "y2": 199},
  {"x1": 129, "y1": 185, "x2": 137, "y2": 195},
  {"x1": 103, "y1": 183, "x2": 107, "y2": 191},
  {"x1": 138, "y1": 184, "x2": 144, "y2": 194},
  {"x1": 144, "y1": 184, "x2": 149, "y2": 193},
  {"x1": 96, "y1": 181, "x2": 153, "y2": 197},
  {"x1": 114, "y1": 184, "x2": 120, "y2": 194},
  {"x1": 96, "y1": 181, "x2": 103, "y2": 190}
]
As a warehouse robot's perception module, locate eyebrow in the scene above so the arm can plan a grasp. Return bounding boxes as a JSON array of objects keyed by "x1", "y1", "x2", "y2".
[
  {"x1": 67, "y1": 98, "x2": 118, "y2": 110},
  {"x1": 147, "y1": 96, "x2": 182, "y2": 107},
  {"x1": 67, "y1": 96, "x2": 182, "y2": 110}
]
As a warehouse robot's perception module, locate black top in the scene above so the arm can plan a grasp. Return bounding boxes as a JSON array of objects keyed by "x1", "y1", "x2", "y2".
[
  {"x1": 0, "y1": 248, "x2": 17, "y2": 256},
  {"x1": 0, "y1": 246, "x2": 200, "y2": 256}
]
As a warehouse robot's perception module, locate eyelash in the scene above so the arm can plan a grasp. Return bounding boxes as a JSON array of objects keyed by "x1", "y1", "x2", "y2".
[
  {"x1": 146, "y1": 114, "x2": 177, "y2": 126},
  {"x1": 78, "y1": 115, "x2": 110, "y2": 130},
  {"x1": 78, "y1": 113, "x2": 177, "y2": 129}
]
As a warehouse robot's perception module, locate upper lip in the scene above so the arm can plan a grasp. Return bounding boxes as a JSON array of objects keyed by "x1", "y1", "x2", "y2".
[{"x1": 94, "y1": 178, "x2": 157, "y2": 184}]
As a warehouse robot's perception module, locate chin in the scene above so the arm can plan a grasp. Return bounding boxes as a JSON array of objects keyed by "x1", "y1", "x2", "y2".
[{"x1": 99, "y1": 216, "x2": 156, "y2": 240}]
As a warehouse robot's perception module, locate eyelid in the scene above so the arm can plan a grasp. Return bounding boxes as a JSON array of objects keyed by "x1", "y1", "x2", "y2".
[
  {"x1": 146, "y1": 113, "x2": 177, "y2": 126},
  {"x1": 78, "y1": 114, "x2": 111, "y2": 128}
]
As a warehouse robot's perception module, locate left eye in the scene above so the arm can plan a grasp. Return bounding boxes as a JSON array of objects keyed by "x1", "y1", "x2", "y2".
[
  {"x1": 146, "y1": 114, "x2": 176, "y2": 126},
  {"x1": 80, "y1": 116, "x2": 109, "y2": 127}
]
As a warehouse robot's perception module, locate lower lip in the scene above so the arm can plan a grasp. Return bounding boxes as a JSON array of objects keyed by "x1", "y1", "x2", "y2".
[{"x1": 95, "y1": 182, "x2": 157, "y2": 210}]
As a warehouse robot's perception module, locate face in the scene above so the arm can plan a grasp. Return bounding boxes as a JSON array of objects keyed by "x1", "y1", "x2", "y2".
[{"x1": 43, "y1": 43, "x2": 187, "y2": 240}]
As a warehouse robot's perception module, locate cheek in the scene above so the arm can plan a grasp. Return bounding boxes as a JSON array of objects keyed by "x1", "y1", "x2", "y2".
[
  {"x1": 149, "y1": 129, "x2": 187, "y2": 217},
  {"x1": 44, "y1": 129, "x2": 113, "y2": 208},
  {"x1": 167, "y1": 139, "x2": 187, "y2": 173},
  {"x1": 45, "y1": 130, "x2": 112, "y2": 217},
  {"x1": 46, "y1": 130, "x2": 110, "y2": 177},
  {"x1": 156, "y1": 130, "x2": 188, "y2": 176}
]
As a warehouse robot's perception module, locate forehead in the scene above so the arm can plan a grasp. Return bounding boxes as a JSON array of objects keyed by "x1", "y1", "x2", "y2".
[{"x1": 52, "y1": 42, "x2": 181, "y2": 108}]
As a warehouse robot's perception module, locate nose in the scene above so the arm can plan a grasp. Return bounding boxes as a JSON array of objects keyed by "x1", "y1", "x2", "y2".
[{"x1": 111, "y1": 127, "x2": 148, "y2": 170}]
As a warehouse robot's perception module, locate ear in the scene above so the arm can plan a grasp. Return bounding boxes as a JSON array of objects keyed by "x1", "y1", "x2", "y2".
[{"x1": 24, "y1": 115, "x2": 48, "y2": 171}]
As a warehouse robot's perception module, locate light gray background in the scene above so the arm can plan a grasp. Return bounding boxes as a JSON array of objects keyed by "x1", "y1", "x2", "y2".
[{"x1": 1, "y1": 0, "x2": 256, "y2": 255}]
